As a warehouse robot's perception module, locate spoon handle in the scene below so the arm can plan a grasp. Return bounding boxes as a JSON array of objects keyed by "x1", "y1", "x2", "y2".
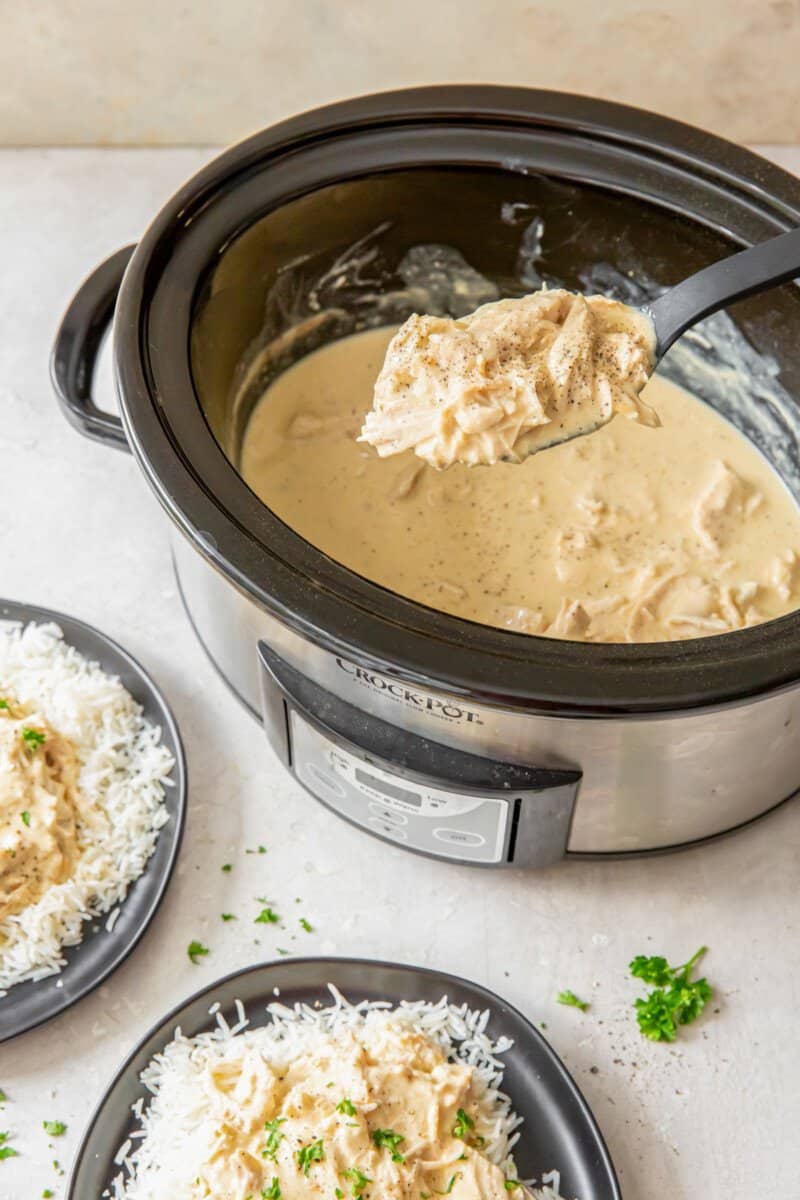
[{"x1": 645, "y1": 225, "x2": 800, "y2": 358}]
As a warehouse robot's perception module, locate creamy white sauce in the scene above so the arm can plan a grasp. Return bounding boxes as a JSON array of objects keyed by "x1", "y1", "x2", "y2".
[{"x1": 241, "y1": 326, "x2": 800, "y2": 643}]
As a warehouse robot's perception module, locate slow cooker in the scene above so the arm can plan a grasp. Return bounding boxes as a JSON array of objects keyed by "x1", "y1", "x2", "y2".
[{"x1": 52, "y1": 87, "x2": 800, "y2": 866}]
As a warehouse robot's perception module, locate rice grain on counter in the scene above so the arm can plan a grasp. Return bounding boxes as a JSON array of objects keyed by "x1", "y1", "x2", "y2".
[
  {"x1": 111, "y1": 987, "x2": 566, "y2": 1200},
  {"x1": 0, "y1": 621, "x2": 173, "y2": 993}
]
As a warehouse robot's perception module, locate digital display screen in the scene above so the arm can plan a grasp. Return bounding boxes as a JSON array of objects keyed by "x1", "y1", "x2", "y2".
[{"x1": 355, "y1": 768, "x2": 422, "y2": 807}]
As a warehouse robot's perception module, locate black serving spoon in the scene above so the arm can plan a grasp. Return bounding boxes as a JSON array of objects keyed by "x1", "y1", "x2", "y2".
[{"x1": 644, "y1": 224, "x2": 800, "y2": 358}]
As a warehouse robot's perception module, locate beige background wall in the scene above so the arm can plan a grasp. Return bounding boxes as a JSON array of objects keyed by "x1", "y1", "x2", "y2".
[{"x1": 2, "y1": 0, "x2": 800, "y2": 145}]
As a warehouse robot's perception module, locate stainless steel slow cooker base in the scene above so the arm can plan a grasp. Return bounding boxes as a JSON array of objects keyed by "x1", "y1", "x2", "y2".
[{"x1": 174, "y1": 537, "x2": 800, "y2": 862}]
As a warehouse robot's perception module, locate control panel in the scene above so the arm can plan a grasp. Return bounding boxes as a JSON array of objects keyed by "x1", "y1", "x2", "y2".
[
  {"x1": 258, "y1": 642, "x2": 581, "y2": 868},
  {"x1": 292, "y1": 712, "x2": 509, "y2": 863}
]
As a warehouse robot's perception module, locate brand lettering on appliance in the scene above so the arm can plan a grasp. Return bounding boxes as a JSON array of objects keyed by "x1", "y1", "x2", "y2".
[{"x1": 335, "y1": 658, "x2": 483, "y2": 724}]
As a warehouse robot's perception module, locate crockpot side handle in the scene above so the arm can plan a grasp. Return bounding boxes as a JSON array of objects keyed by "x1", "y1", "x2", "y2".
[{"x1": 50, "y1": 245, "x2": 136, "y2": 451}]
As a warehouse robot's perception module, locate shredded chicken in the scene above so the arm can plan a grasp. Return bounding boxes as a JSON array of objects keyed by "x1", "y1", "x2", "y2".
[{"x1": 361, "y1": 289, "x2": 657, "y2": 468}]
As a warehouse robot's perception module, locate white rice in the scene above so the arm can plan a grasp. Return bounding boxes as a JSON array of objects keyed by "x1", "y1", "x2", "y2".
[
  {"x1": 0, "y1": 621, "x2": 174, "y2": 993},
  {"x1": 111, "y1": 985, "x2": 566, "y2": 1199}
]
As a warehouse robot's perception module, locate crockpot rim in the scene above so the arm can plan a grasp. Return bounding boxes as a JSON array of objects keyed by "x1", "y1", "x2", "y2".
[{"x1": 113, "y1": 84, "x2": 800, "y2": 714}]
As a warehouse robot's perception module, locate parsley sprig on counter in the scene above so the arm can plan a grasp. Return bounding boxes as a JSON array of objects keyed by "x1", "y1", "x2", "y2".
[
  {"x1": 42, "y1": 1120, "x2": 66, "y2": 1137},
  {"x1": 0, "y1": 1131, "x2": 19, "y2": 1160},
  {"x1": 187, "y1": 940, "x2": 209, "y2": 965},
  {"x1": 557, "y1": 989, "x2": 589, "y2": 1012},
  {"x1": 630, "y1": 946, "x2": 712, "y2": 1042}
]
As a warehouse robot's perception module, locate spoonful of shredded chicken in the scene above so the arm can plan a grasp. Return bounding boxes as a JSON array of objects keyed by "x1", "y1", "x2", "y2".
[
  {"x1": 360, "y1": 289, "x2": 658, "y2": 468},
  {"x1": 361, "y1": 226, "x2": 800, "y2": 468}
]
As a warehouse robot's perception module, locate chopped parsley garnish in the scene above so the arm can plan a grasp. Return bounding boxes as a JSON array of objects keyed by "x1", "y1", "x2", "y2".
[
  {"x1": 372, "y1": 1127, "x2": 405, "y2": 1161},
  {"x1": 0, "y1": 700, "x2": 9, "y2": 710},
  {"x1": 277, "y1": 947, "x2": 290, "y2": 956},
  {"x1": 20, "y1": 811, "x2": 30, "y2": 828},
  {"x1": 261, "y1": 1117, "x2": 285, "y2": 1160},
  {"x1": 43, "y1": 1192, "x2": 54, "y2": 1199},
  {"x1": 297, "y1": 1138, "x2": 325, "y2": 1174},
  {"x1": 255, "y1": 905, "x2": 280, "y2": 925},
  {"x1": 336, "y1": 1097, "x2": 357, "y2": 1116},
  {"x1": 220, "y1": 913, "x2": 236, "y2": 921},
  {"x1": 21, "y1": 726, "x2": 46, "y2": 752},
  {"x1": 262, "y1": 1178, "x2": 281, "y2": 1199},
  {"x1": 452, "y1": 1107, "x2": 474, "y2": 1139},
  {"x1": 246, "y1": 845, "x2": 268, "y2": 855},
  {"x1": 335, "y1": 1190, "x2": 344, "y2": 1199},
  {"x1": 299, "y1": 917, "x2": 313, "y2": 933},
  {"x1": 557, "y1": 989, "x2": 589, "y2": 1012},
  {"x1": 504, "y1": 1181, "x2": 522, "y2": 1192},
  {"x1": 0, "y1": 1090, "x2": 5, "y2": 1104},
  {"x1": 221, "y1": 863, "x2": 232, "y2": 872},
  {"x1": 342, "y1": 1165, "x2": 372, "y2": 1197},
  {"x1": 43, "y1": 1120, "x2": 66, "y2": 1136},
  {"x1": 0, "y1": 1131, "x2": 19, "y2": 1160},
  {"x1": 187, "y1": 940, "x2": 209, "y2": 964},
  {"x1": 630, "y1": 946, "x2": 712, "y2": 1042}
]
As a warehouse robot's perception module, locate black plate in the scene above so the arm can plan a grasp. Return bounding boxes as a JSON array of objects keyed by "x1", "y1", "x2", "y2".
[
  {"x1": 0, "y1": 600, "x2": 186, "y2": 1040},
  {"x1": 69, "y1": 958, "x2": 621, "y2": 1199}
]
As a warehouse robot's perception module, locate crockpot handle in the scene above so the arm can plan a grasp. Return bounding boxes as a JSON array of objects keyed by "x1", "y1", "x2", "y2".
[{"x1": 50, "y1": 245, "x2": 136, "y2": 451}]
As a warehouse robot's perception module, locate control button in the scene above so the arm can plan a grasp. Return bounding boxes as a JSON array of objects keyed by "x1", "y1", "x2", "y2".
[
  {"x1": 433, "y1": 827, "x2": 486, "y2": 847},
  {"x1": 369, "y1": 818, "x2": 408, "y2": 841},
  {"x1": 303, "y1": 762, "x2": 346, "y2": 799},
  {"x1": 368, "y1": 802, "x2": 407, "y2": 825}
]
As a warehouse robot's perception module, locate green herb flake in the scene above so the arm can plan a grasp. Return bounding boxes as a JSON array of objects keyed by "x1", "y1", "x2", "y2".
[
  {"x1": 0, "y1": 1131, "x2": 19, "y2": 1160},
  {"x1": 20, "y1": 811, "x2": 31, "y2": 828},
  {"x1": 21, "y1": 726, "x2": 46, "y2": 752},
  {"x1": 261, "y1": 1117, "x2": 286, "y2": 1161},
  {"x1": 342, "y1": 1165, "x2": 372, "y2": 1198},
  {"x1": 335, "y1": 1190, "x2": 344, "y2": 1199},
  {"x1": 372, "y1": 1127, "x2": 405, "y2": 1162},
  {"x1": 277, "y1": 948, "x2": 290, "y2": 956},
  {"x1": 434, "y1": 1172, "x2": 462, "y2": 1195},
  {"x1": 220, "y1": 913, "x2": 236, "y2": 922},
  {"x1": 297, "y1": 1138, "x2": 325, "y2": 1175},
  {"x1": 262, "y1": 1177, "x2": 281, "y2": 1199},
  {"x1": 0, "y1": 1090, "x2": 5, "y2": 1104},
  {"x1": 336, "y1": 1098, "x2": 357, "y2": 1116},
  {"x1": 0, "y1": 699, "x2": 9, "y2": 710},
  {"x1": 221, "y1": 863, "x2": 233, "y2": 873},
  {"x1": 452, "y1": 1107, "x2": 474, "y2": 1139},
  {"x1": 187, "y1": 940, "x2": 209, "y2": 964},
  {"x1": 299, "y1": 917, "x2": 313, "y2": 933},
  {"x1": 255, "y1": 906, "x2": 280, "y2": 925},
  {"x1": 504, "y1": 1181, "x2": 522, "y2": 1192},
  {"x1": 557, "y1": 989, "x2": 589, "y2": 1012},
  {"x1": 43, "y1": 1191, "x2": 54, "y2": 1198},
  {"x1": 43, "y1": 1120, "x2": 66, "y2": 1136},
  {"x1": 630, "y1": 946, "x2": 712, "y2": 1043}
]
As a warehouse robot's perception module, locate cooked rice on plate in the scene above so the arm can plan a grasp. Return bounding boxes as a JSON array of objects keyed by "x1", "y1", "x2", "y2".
[
  {"x1": 0, "y1": 621, "x2": 173, "y2": 994},
  {"x1": 111, "y1": 986, "x2": 567, "y2": 1200}
]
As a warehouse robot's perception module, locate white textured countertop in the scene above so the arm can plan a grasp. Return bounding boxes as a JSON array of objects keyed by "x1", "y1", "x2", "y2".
[{"x1": 1, "y1": 146, "x2": 800, "y2": 1199}]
